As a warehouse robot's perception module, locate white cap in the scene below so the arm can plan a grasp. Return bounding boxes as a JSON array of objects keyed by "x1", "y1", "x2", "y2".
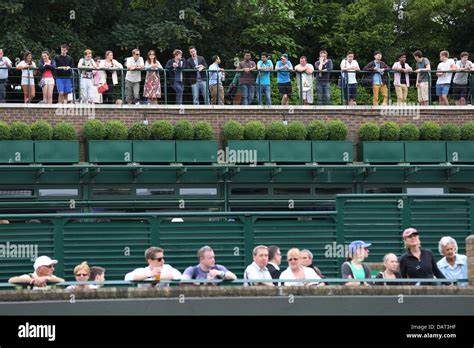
[{"x1": 33, "y1": 256, "x2": 58, "y2": 270}]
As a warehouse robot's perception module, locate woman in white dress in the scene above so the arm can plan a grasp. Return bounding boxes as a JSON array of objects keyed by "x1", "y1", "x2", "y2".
[{"x1": 279, "y1": 248, "x2": 324, "y2": 286}]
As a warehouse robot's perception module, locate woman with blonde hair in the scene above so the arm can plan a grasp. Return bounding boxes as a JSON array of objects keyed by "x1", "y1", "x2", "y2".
[
  {"x1": 279, "y1": 248, "x2": 324, "y2": 286},
  {"x1": 375, "y1": 253, "x2": 402, "y2": 285},
  {"x1": 66, "y1": 262, "x2": 97, "y2": 289}
]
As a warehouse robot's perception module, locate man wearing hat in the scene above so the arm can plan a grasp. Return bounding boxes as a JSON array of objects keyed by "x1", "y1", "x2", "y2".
[{"x1": 8, "y1": 255, "x2": 64, "y2": 288}]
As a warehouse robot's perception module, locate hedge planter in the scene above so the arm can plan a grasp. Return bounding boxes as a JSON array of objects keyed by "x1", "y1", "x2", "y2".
[
  {"x1": 176, "y1": 140, "x2": 218, "y2": 163},
  {"x1": 133, "y1": 141, "x2": 176, "y2": 163},
  {"x1": 34, "y1": 141, "x2": 79, "y2": 163},
  {"x1": 226, "y1": 140, "x2": 270, "y2": 163},
  {"x1": 0, "y1": 141, "x2": 34, "y2": 163},
  {"x1": 87, "y1": 140, "x2": 133, "y2": 163},
  {"x1": 312, "y1": 141, "x2": 353, "y2": 163},
  {"x1": 359, "y1": 141, "x2": 404, "y2": 163},
  {"x1": 270, "y1": 141, "x2": 312, "y2": 163},
  {"x1": 404, "y1": 141, "x2": 446, "y2": 163},
  {"x1": 446, "y1": 141, "x2": 474, "y2": 163}
]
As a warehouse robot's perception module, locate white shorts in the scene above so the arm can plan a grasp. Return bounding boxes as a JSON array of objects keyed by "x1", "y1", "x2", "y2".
[{"x1": 43, "y1": 77, "x2": 55, "y2": 85}]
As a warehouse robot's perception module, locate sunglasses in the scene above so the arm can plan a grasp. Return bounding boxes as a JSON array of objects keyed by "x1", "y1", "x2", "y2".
[
  {"x1": 151, "y1": 257, "x2": 164, "y2": 262},
  {"x1": 134, "y1": 53, "x2": 140, "y2": 56},
  {"x1": 76, "y1": 273, "x2": 89, "y2": 277},
  {"x1": 288, "y1": 258, "x2": 299, "y2": 262}
]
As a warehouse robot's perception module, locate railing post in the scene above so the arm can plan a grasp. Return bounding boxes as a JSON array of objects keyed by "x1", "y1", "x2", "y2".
[
  {"x1": 387, "y1": 71, "x2": 392, "y2": 103},
  {"x1": 335, "y1": 196, "x2": 345, "y2": 276},
  {"x1": 298, "y1": 71, "x2": 303, "y2": 105},
  {"x1": 205, "y1": 69, "x2": 210, "y2": 105},
  {"x1": 163, "y1": 69, "x2": 168, "y2": 106},
  {"x1": 52, "y1": 217, "x2": 65, "y2": 278},
  {"x1": 428, "y1": 70, "x2": 432, "y2": 105},
  {"x1": 243, "y1": 215, "x2": 255, "y2": 267},
  {"x1": 258, "y1": 71, "x2": 262, "y2": 105},
  {"x1": 120, "y1": 68, "x2": 125, "y2": 103}
]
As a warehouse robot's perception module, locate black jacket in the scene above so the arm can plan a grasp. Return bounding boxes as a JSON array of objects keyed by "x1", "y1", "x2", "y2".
[
  {"x1": 185, "y1": 56, "x2": 208, "y2": 85},
  {"x1": 363, "y1": 60, "x2": 391, "y2": 84},
  {"x1": 165, "y1": 58, "x2": 185, "y2": 83}
]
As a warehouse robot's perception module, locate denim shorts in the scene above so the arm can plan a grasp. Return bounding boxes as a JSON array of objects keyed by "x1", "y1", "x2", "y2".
[{"x1": 436, "y1": 84, "x2": 450, "y2": 96}]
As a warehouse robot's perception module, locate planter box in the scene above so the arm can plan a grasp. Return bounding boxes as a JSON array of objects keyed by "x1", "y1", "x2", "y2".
[
  {"x1": 404, "y1": 141, "x2": 446, "y2": 163},
  {"x1": 360, "y1": 141, "x2": 404, "y2": 163},
  {"x1": 226, "y1": 140, "x2": 269, "y2": 163},
  {"x1": 446, "y1": 141, "x2": 474, "y2": 163},
  {"x1": 269, "y1": 140, "x2": 312, "y2": 163},
  {"x1": 34, "y1": 141, "x2": 79, "y2": 163},
  {"x1": 133, "y1": 140, "x2": 176, "y2": 163},
  {"x1": 175, "y1": 140, "x2": 218, "y2": 163},
  {"x1": 87, "y1": 140, "x2": 132, "y2": 163},
  {"x1": 0, "y1": 141, "x2": 34, "y2": 163},
  {"x1": 312, "y1": 141, "x2": 353, "y2": 163}
]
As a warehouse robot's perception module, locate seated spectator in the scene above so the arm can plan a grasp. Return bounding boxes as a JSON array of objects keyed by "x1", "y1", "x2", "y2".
[
  {"x1": 243, "y1": 245, "x2": 273, "y2": 286},
  {"x1": 267, "y1": 245, "x2": 282, "y2": 280},
  {"x1": 8, "y1": 255, "x2": 64, "y2": 289},
  {"x1": 124, "y1": 246, "x2": 181, "y2": 288},
  {"x1": 300, "y1": 249, "x2": 325, "y2": 278},
  {"x1": 89, "y1": 266, "x2": 106, "y2": 288},
  {"x1": 182, "y1": 245, "x2": 236, "y2": 285},
  {"x1": 279, "y1": 248, "x2": 323, "y2": 286},
  {"x1": 375, "y1": 253, "x2": 402, "y2": 285},
  {"x1": 67, "y1": 262, "x2": 97, "y2": 289},
  {"x1": 437, "y1": 236, "x2": 468, "y2": 286},
  {"x1": 342, "y1": 240, "x2": 372, "y2": 286}
]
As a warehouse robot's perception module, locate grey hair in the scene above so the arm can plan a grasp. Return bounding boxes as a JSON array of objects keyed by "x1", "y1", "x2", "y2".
[
  {"x1": 197, "y1": 245, "x2": 213, "y2": 260},
  {"x1": 252, "y1": 245, "x2": 268, "y2": 256},
  {"x1": 301, "y1": 249, "x2": 313, "y2": 260},
  {"x1": 438, "y1": 236, "x2": 458, "y2": 255}
]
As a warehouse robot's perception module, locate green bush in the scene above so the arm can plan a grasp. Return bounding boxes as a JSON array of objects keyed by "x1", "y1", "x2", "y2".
[
  {"x1": 440, "y1": 124, "x2": 461, "y2": 141},
  {"x1": 244, "y1": 121, "x2": 266, "y2": 140},
  {"x1": 221, "y1": 120, "x2": 244, "y2": 141},
  {"x1": 461, "y1": 121, "x2": 474, "y2": 141},
  {"x1": 327, "y1": 120, "x2": 348, "y2": 140},
  {"x1": 379, "y1": 122, "x2": 400, "y2": 141},
  {"x1": 82, "y1": 120, "x2": 106, "y2": 140},
  {"x1": 399, "y1": 123, "x2": 419, "y2": 141},
  {"x1": 151, "y1": 120, "x2": 174, "y2": 140},
  {"x1": 10, "y1": 122, "x2": 31, "y2": 140},
  {"x1": 287, "y1": 121, "x2": 307, "y2": 140},
  {"x1": 194, "y1": 121, "x2": 214, "y2": 140},
  {"x1": 174, "y1": 120, "x2": 194, "y2": 140},
  {"x1": 266, "y1": 121, "x2": 288, "y2": 140},
  {"x1": 53, "y1": 122, "x2": 77, "y2": 140},
  {"x1": 30, "y1": 120, "x2": 53, "y2": 140},
  {"x1": 307, "y1": 120, "x2": 328, "y2": 140},
  {"x1": 0, "y1": 121, "x2": 10, "y2": 140},
  {"x1": 419, "y1": 121, "x2": 441, "y2": 140},
  {"x1": 358, "y1": 122, "x2": 380, "y2": 141},
  {"x1": 105, "y1": 120, "x2": 128, "y2": 140},
  {"x1": 128, "y1": 122, "x2": 151, "y2": 140}
]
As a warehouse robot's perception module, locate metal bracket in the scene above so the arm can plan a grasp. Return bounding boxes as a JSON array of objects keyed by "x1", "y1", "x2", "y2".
[
  {"x1": 404, "y1": 166, "x2": 419, "y2": 182},
  {"x1": 271, "y1": 168, "x2": 282, "y2": 181},
  {"x1": 447, "y1": 167, "x2": 460, "y2": 177},
  {"x1": 35, "y1": 168, "x2": 45, "y2": 182},
  {"x1": 177, "y1": 167, "x2": 187, "y2": 182},
  {"x1": 312, "y1": 168, "x2": 325, "y2": 182}
]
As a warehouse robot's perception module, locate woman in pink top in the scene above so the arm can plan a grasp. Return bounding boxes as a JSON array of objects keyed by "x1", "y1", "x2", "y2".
[{"x1": 38, "y1": 51, "x2": 56, "y2": 104}]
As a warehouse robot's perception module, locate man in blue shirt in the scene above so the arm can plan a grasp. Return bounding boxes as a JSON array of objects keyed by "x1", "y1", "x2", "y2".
[
  {"x1": 256, "y1": 52, "x2": 273, "y2": 105},
  {"x1": 275, "y1": 54, "x2": 293, "y2": 105},
  {"x1": 363, "y1": 51, "x2": 390, "y2": 105},
  {"x1": 208, "y1": 55, "x2": 225, "y2": 105}
]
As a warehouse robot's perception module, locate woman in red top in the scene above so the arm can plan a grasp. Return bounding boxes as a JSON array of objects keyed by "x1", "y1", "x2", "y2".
[{"x1": 38, "y1": 51, "x2": 56, "y2": 104}]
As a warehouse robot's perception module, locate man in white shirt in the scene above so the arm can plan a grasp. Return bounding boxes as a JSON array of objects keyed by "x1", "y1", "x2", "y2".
[
  {"x1": 243, "y1": 245, "x2": 274, "y2": 286},
  {"x1": 295, "y1": 56, "x2": 315, "y2": 105},
  {"x1": 0, "y1": 49, "x2": 13, "y2": 103},
  {"x1": 125, "y1": 246, "x2": 181, "y2": 288},
  {"x1": 125, "y1": 48, "x2": 145, "y2": 104},
  {"x1": 340, "y1": 51, "x2": 360, "y2": 105},
  {"x1": 436, "y1": 50, "x2": 456, "y2": 105}
]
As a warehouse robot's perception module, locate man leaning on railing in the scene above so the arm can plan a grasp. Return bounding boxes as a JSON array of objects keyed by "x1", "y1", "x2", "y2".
[
  {"x1": 0, "y1": 49, "x2": 13, "y2": 103},
  {"x1": 243, "y1": 245, "x2": 274, "y2": 286}
]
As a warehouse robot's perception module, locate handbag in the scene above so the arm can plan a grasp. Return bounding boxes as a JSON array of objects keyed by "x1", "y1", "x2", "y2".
[
  {"x1": 39, "y1": 78, "x2": 46, "y2": 88},
  {"x1": 98, "y1": 83, "x2": 109, "y2": 93}
]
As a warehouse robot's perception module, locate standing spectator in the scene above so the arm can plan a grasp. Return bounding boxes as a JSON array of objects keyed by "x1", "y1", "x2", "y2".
[
  {"x1": 208, "y1": 55, "x2": 225, "y2": 105},
  {"x1": 279, "y1": 248, "x2": 323, "y2": 286},
  {"x1": 437, "y1": 236, "x2": 468, "y2": 286},
  {"x1": 363, "y1": 51, "x2": 391, "y2": 106},
  {"x1": 66, "y1": 262, "x2": 97, "y2": 290},
  {"x1": 295, "y1": 56, "x2": 314, "y2": 105},
  {"x1": 300, "y1": 249, "x2": 325, "y2": 278},
  {"x1": 436, "y1": 50, "x2": 456, "y2": 105},
  {"x1": 238, "y1": 52, "x2": 257, "y2": 105},
  {"x1": 374, "y1": 253, "x2": 402, "y2": 286},
  {"x1": 78, "y1": 49, "x2": 98, "y2": 103},
  {"x1": 275, "y1": 53, "x2": 293, "y2": 105},
  {"x1": 165, "y1": 49, "x2": 186, "y2": 105},
  {"x1": 89, "y1": 266, "x2": 106, "y2": 288},
  {"x1": 314, "y1": 50, "x2": 333, "y2": 105},
  {"x1": 125, "y1": 48, "x2": 144, "y2": 104},
  {"x1": 143, "y1": 50, "x2": 163, "y2": 105},
  {"x1": 186, "y1": 46, "x2": 208, "y2": 105},
  {"x1": 413, "y1": 50, "x2": 431, "y2": 106},
  {"x1": 92, "y1": 56, "x2": 103, "y2": 104},
  {"x1": 256, "y1": 52, "x2": 273, "y2": 105},
  {"x1": 38, "y1": 51, "x2": 56, "y2": 104},
  {"x1": 340, "y1": 51, "x2": 360, "y2": 105},
  {"x1": 8, "y1": 255, "x2": 64, "y2": 288},
  {"x1": 54, "y1": 44, "x2": 74, "y2": 104},
  {"x1": 243, "y1": 245, "x2": 273, "y2": 286},
  {"x1": 267, "y1": 245, "x2": 282, "y2": 280},
  {"x1": 0, "y1": 49, "x2": 13, "y2": 102},
  {"x1": 452, "y1": 52, "x2": 472, "y2": 106},
  {"x1": 342, "y1": 240, "x2": 372, "y2": 286},
  {"x1": 16, "y1": 51, "x2": 36, "y2": 103},
  {"x1": 98, "y1": 51, "x2": 123, "y2": 104},
  {"x1": 392, "y1": 53, "x2": 413, "y2": 105}
]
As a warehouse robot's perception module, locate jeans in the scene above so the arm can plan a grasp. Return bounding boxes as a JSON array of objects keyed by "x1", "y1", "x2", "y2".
[
  {"x1": 258, "y1": 85, "x2": 272, "y2": 105},
  {"x1": 316, "y1": 82, "x2": 331, "y2": 105},
  {"x1": 191, "y1": 80, "x2": 208, "y2": 105},
  {"x1": 125, "y1": 80, "x2": 140, "y2": 103},
  {"x1": 173, "y1": 81, "x2": 184, "y2": 105},
  {"x1": 241, "y1": 84, "x2": 255, "y2": 105},
  {"x1": 0, "y1": 79, "x2": 6, "y2": 102}
]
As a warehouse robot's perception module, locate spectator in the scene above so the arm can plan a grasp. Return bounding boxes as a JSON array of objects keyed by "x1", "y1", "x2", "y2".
[
  {"x1": 37, "y1": 51, "x2": 56, "y2": 104},
  {"x1": 279, "y1": 248, "x2": 323, "y2": 286},
  {"x1": 256, "y1": 52, "x2": 273, "y2": 105},
  {"x1": 340, "y1": 51, "x2": 360, "y2": 105},
  {"x1": 314, "y1": 50, "x2": 333, "y2": 105},
  {"x1": 99, "y1": 51, "x2": 123, "y2": 104},
  {"x1": 54, "y1": 44, "x2": 74, "y2": 104},
  {"x1": 186, "y1": 46, "x2": 208, "y2": 105},
  {"x1": 208, "y1": 55, "x2": 225, "y2": 105},
  {"x1": 124, "y1": 246, "x2": 181, "y2": 288},
  {"x1": 238, "y1": 52, "x2": 257, "y2": 105},
  {"x1": 89, "y1": 266, "x2": 106, "y2": 288},
  {"x1": 392, "y1": 53, "x2": 413, "y2": 105},
  {"x1": 16, "y1": 51, "x2": 36, "y2": 103},
  {"x1": 165, "y1": 49, "x2": 185, "y2": 105},
  {"x1": 275, "y1": 53, "x2": 293, "y2": 105},
  {"x1": 300, "y1": 249, "x2": 325, "y2": 278},
  {"x1": 413, "y1": 50, "x2": 431, "y2": 106},
  {"x1": 143, "y1": 50, "x2": 163, "y2": 105},
  {"x1": 0, "y1": 219, "x2": 9, "y2": 224},
  {"x1": 399, "y1": 228, "x2": 445, "y2": 285},
  {"x1": 295, "y1": 56, "x2": 314, "y2": 105},
  {"x1": 243, "y1": 245, "x2": 273, "y2": 286},
  {"x1": 78, "y1": 49, "x2": 98, "y2": 103},
  {"x1": 375, "y1": 253, "x2": 402, "y2": 286},
  {"x1": 66, "y1": 262, "x2": 97, "y2": 289},
  {"x1": 452, "y1": 52, "x2": 472, "y2": 106},
  {"x1": 0, "y1": 49, "x2": 13, "y2": 103},
  {"x1": 226, "y1": 72, "x2": 241, "y2": 105},
  {"x1": 182, "y1": 245, "x2": 236, "y2": 285},
  {"x1": 8, "y1": 255, "x2": 64, "y2": 288},
  {"x1": 125, "y1": 48, "x2": 144, "y2": 104},
  {"x1": 267, "y1": 245, "x2": 282, "y2": 280},
  {"x1": 92, "y1": 56, "x2": 103, "y2": 104},
  {"x1": 436, "y1": 50, "x2": 456, "y2": 105},
  {"x1": 437, "y1": 236, "x2": 468, "y2": 286},
  {"x1": 342, "y1": 240, "x2": 371, "y2": 286},
  {"x1": 363, "y1": 51, "x2": 391, "y2": 106}
]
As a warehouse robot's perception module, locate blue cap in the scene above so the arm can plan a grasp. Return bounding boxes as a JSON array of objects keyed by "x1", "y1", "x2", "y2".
[
  {"x1": 281, "y1": 54, "x2": 288, "y2": 59},
  {"x1": 348, "y1": 240, "x2": 372, "y2": 254}
]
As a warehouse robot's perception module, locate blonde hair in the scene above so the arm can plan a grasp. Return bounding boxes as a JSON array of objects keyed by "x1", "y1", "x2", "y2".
[
  {"x1": 84, "y1": 49, "x2": 92, "y2": 56},
  {"x1": 382, "y1": 253, "x2": 398, "y2": 265},
  {"x1": 287, "y1": 248, "x2": 300, "y2": 260},
  {"x1": 73, "y1": 262, "x2": 90, "y2": 275}
]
